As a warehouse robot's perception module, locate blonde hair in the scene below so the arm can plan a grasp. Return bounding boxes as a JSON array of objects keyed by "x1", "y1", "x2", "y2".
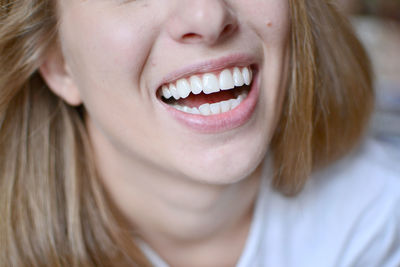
[
  {"x1": 272, "y1": 0, "x2": 373, "y2": 194},
  {"x1": 0, "y1": 0, "x2": 373, "y2": 266}
]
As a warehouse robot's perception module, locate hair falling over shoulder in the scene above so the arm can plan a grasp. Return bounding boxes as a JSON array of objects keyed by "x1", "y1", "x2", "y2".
[
  {"x1": 0, "y1": 0, "x2": 152, "y2": 266},
  {"x1": 271, "y1": 0, "x2": 373, "y2": 195},
  {"x1": 0, "y1": 0, "x2": 373, "y2": 266}
]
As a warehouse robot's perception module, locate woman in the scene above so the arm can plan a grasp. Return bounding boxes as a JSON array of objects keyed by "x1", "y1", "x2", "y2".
[{"x1": 0, "y1": 0, "x2": 399, "y2": 266}]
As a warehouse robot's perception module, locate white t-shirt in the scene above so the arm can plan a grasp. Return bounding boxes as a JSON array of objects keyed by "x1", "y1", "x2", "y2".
[{"x1": 138, "y1": 138, "x2": 400, "y2": 267}]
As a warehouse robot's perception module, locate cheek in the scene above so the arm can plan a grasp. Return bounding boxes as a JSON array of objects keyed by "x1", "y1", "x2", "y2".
[
  {"x1": 57, "y1": 5, "x2": 167, "y2": 158},
  {"x1": 240, "y1": 1, "x2": 290, "y2": 139},
  {"x1": 241, "y1": 0, "x2": 290, "y2": 45},
  {"x1": 59, "y1": 5, "x2": 160, "y2": 92}
]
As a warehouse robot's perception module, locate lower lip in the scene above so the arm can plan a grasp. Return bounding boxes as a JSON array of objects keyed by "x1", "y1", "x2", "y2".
[{"x1": 161, "y1": 72, "x2": 260, "y2": 133}]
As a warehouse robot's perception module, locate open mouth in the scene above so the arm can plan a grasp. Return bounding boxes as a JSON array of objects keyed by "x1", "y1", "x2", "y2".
[{"x1": 158, "y1": 66, "x2": 254, "y2": 116}]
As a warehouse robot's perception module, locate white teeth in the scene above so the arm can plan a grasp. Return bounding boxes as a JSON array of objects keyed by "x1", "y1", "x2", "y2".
[
  {"x1": 173, "y1": 104, "x2": 183, "y2": 111},
  {"x1": 182, "y1": 106, "x2": 191, "y2": 113},
  {"x1": 171, "y1": 91, "x2": 248, "y2": 116},
  {"x1": 162, "y1": 85, "x2": 172, "y2": 99},
  {"x1": 209, "y1": 103, "x2": 221, "y2": 114},
  {"x1": 242, "y1": 67, "x2": 251, "y2": 86},
  {"x1": 230, "y1": 98, "x2": 240, "y2": 110},
  {"x1": 219, "y1": 69, "x2": 235, "y2": 90},
  {"x1": 249, "y1": 68, "x2": 253, "y2": 83},
  {"x1": 203, "y1": 73, "x2": 220, "y2": 94},
  {"x1": 160, "y1": 66, "x2": 253, "y2": 99},
  {"x1": 220, "y1": 100, "x2": 231, "y2": 113},
  {"x1": 176, "y1": 79, "x2": 191, "y2": 98},
  {"x1": 233, "y1": 67, "x2": 244, "y2": 87},
  {"x1": 199, "y1": 103, "x2": 211, "y2": 115},
  {"x1": 169, "y1": 84, "x2": 180, "y2": 100},
  {"x1": 190, "y1": 107, "x2": 201, "y2": 114},
  {"x1": 190, "y1": 76, "x2": 203, "y2": 95}
]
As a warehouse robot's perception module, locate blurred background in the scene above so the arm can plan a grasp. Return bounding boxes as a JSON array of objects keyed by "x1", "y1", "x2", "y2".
[{"x1": 337, "y1": 0, "x2": 400, "y2": 148}]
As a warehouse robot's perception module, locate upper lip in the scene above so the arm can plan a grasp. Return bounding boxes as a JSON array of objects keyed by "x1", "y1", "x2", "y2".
[{"x1": 154, "y1": 53, "x2": 258, "y2": 93}]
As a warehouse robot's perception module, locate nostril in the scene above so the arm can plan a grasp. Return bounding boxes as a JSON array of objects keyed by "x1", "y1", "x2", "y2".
[
  {"x1": 182, "y1": 33, "x2": 202, "y2": 41},
  {"x1": 222, "y1": 24, "x2": 234, "y2": 35},
  {"x1": 181, "y1": 24, "x2": 236, "y2": 43}
]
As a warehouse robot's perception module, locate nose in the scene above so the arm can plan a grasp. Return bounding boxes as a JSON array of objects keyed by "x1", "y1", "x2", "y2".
[{"x1": 166, "y1": 0, "x2": 238, "y2": 45}]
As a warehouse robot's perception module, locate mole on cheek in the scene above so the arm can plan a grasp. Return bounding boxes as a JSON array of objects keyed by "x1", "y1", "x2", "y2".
[{"x1": 266, "y1": 22, "x2": 273, "y2": 27}]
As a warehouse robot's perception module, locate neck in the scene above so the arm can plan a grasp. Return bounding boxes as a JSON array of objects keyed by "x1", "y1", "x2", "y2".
[{"x1": 136, "y1": 169, "x2": 261, "y2": 267}]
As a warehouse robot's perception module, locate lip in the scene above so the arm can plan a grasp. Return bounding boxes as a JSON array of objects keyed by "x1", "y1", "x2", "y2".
[
  {"x1": 155, "y1": 53, "x2": 258, "y2": 91},
  {"x1": 160, "y1": 66, "x2": 260, "y2": 133}
]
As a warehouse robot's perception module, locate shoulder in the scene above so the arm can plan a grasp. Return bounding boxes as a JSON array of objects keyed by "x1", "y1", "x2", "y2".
[
  {"x1": 319, "y1": 137, "x2": 400, "y2": 181},
  {"x1": 305, "y1": 138, "x2": 400, "y2": 266},
  {"x1": 256, "y1": 138, "x2": 400, "y2": 267},
  {"x1": 302, "y1": 138, "x2": 400, "y2": 266},
  {"x1": 309, "y1": 137, "x2": 400, "y2": 211}
]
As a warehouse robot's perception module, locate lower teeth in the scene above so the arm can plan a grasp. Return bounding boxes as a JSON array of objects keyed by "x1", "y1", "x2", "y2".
[{"x1": 172, "y1": 91, "x2": 248, "y2": 116}]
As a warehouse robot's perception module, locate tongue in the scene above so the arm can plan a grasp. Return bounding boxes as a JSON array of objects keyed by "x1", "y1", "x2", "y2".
[{"x1": 177, "y1": 90, "x2": 236, "y2": 108}]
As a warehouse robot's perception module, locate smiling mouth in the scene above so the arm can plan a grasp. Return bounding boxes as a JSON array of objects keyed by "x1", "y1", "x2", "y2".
[{"x1": 158, "y1": 66, "x2": 254, "y2": 116}]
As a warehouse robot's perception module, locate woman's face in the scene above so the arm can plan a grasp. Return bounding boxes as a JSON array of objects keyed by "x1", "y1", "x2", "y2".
[{"x1": 52, "y1": 0, "x2": 290, "y2": 184}]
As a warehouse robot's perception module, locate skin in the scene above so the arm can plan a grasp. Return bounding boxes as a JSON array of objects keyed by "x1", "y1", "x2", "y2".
[{"x1": 40, "y1": 0, "x2": 291, "y2": 266}]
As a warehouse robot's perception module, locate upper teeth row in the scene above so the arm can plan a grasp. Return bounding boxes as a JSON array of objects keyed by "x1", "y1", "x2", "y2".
[{"x1": 161, "y1": 66, "x2": 253, "y2": 100}]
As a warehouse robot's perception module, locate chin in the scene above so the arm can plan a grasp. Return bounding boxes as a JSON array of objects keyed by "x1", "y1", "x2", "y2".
[{"x1": 177, "y1": 143, "x2": 269, "y2": 185}]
